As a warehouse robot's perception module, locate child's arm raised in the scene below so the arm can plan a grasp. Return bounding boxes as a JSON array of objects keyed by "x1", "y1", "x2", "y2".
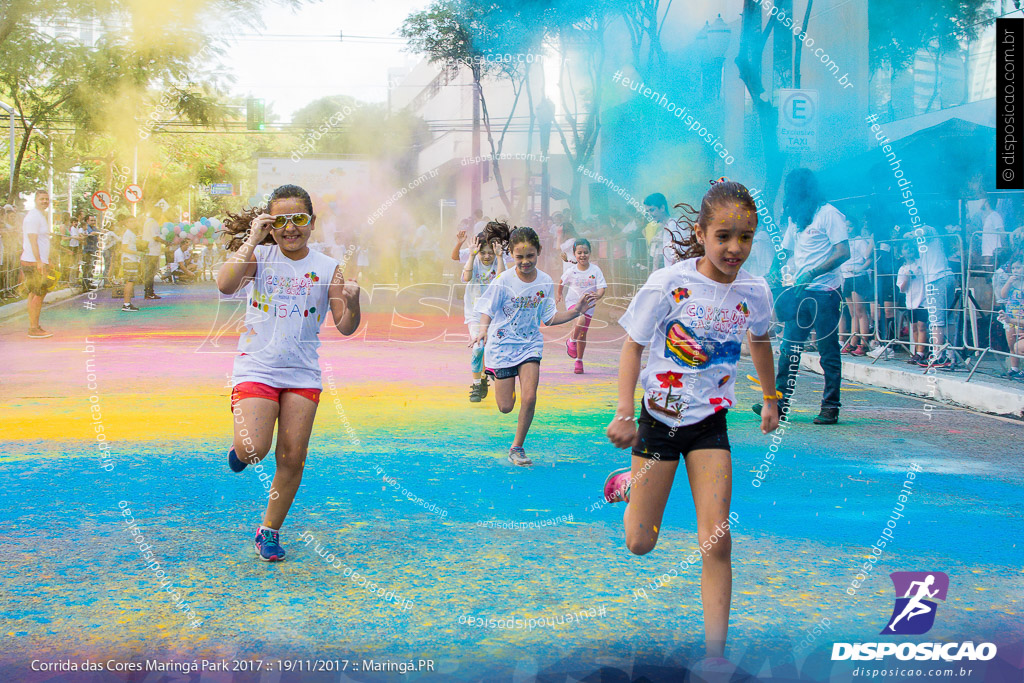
[
  {"x1": 748, "y1": 330, "x2": 780, "y2": 434},
  {"x1": 606, "y1": 338, "x2": 644, "y2": 448},
  {"x1": 451, "y1": 229, "x2": 468, "y2": 261},
  {"x1": 461, "y1": 242, "x2": 478, "y2": 283},
  {"x1": 546, "y1": 291, "x2": 598, "y2": 325},
  {"x1": 329, "y1": 265, "x2": 361, "y2": 336},
  {"x1": 217, "y1": 215, "x2": 272, "y2": 294}
]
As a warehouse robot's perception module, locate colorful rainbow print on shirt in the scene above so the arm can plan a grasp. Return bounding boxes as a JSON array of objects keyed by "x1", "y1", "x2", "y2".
[
  {"x1": 664, "y1": 320, "x2": 742, "y2": 370},
  {"x1": 736, "y1": 301, "x2": 749, "y2": 315}
]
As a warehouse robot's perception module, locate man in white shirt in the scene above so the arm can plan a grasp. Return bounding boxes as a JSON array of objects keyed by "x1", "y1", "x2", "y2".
[
  {"x1": 19, "y1": 190, "x2": 54, "y2": 338},
  {"x1": 141, "y1": 213, "x2": 165, "y2": 299},
  {"x1": 754, "y1": 169, "x2": 850, "y2": 425},
  {"x1": 915, "y1": 224, "x2": 957, "y2": 368},
  {"x1": 120, "y1": 218, "x2": 142, "y2": 311},
  {"x1": 643, "y1": 192, "x2": 688, "y2": 269},
  {"x1": 172, "y1": 239, "x2": 196, "y2": 281},
  {"x1": 980, "y1": 197, "x2": 1006, "y2": 258}
]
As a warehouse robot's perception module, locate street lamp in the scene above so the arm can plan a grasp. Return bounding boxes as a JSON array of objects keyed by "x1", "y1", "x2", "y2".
[
  {"x1": 537, "y1": 98, "x2": 554, "y2": 221},
  {"x1": 706, "y1": 14, "x2": 731, "y2": 101}
]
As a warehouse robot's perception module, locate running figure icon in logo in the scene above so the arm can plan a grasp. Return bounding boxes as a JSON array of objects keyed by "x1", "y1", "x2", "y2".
[{"x1": 882, "y1": 571, "x2": 949, "y2": 635}]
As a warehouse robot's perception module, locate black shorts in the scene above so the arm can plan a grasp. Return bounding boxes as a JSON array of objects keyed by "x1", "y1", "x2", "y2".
[
  {"x1": 632, "y1": 404, "x2": 730, "y2": 462},
  {"x1": 484, "y1": 357, "x2": 541, "y2": 380},
  {"x1": 843, "y1": 274, "x2": 873, "y2": 301},
  {"x1": 909, "y1": 308, "x2": 928, "y2": 324},
  {"x1": 876, "y1": 275, "x2": 896, "y2": 303}
]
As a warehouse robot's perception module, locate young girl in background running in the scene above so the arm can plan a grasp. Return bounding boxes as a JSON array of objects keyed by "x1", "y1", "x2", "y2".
[
  {"x1": 471, "y1": 221, "x2": 596, "y2": 466},
  {"x1": 452, "y1": 226, "x2": 505, "y2": 401},
  {"x1": 218, "y1": 184, "x2": 361, "y2": 562},
  {"x1": 603, "y1": 180, "x2": 779, "y2": 671},
  {"x1": 557, "y1": 238, "x2": 606, "y2": 374}
]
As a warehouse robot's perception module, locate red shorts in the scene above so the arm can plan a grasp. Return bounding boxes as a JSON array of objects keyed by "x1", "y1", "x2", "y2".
[{"x1": 230, "y1": 382, "x2": 321, "y2": 412}]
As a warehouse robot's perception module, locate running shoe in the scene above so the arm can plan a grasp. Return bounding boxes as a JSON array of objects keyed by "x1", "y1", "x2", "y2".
[
  {"x1": 603, "y1": 467, "x2": 632, "y2": 503},
  {"x1": 929, "y1": 355, "x2": 952, "y2": 369},
  {"x1": 254, "y1": 528, "x2": 285, "y2": 561},
  {"x1": 907, "y1": 352, "x2": 925, "y2": 365},
  {"x1": 867, "y1": 346, "x2": 895, "y2": 360},
  {"x1": 840, "y1": 341, "x2": 853, "y2": 355},
  {"x1": 689, "y1": 657, "x2": 737, "y2": 683},
  {"x1": 228, "y1": 447, "x2": 247, "y2": 472},
  {"x1": 851, "y1": 345, "x2": 867, "y2": 357},
  {"x1": 507, "y1": 446, "x2": 532, "y2": 467},
  {"x1": 566, "y1": 338, "x2": 577, "y2": 358},
  {"x1": 478, "y1": 376, "x2": 489, "y2": 399},
  {"x1": 144, "y1": 293, "x2": 162, "y2": 300},
  {"x1": 1007, "y1": 368, "x2": 1024, "y2": 380},
  {"x1": 469, "y1": 382, "x2": 482, "y2": 403},
  {"x1": 121, "y1": 303, "x2": 139, "y2": 312},
  {"x1": 574, "y1": 360, "x2": 584, "y2": 374}
]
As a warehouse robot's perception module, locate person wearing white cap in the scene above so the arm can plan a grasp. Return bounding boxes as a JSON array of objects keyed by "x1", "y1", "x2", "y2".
[{"x1": 20, "y1": 189, "x2": 53, "y2": 338}]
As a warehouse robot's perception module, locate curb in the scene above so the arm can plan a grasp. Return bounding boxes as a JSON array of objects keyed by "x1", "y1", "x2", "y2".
[
  {"x1": 0, "y1": 287, "x2": 84, "y2": 324},
  {"x1": 799, "y1": 353, "x2": 1024, "y2": 419}
]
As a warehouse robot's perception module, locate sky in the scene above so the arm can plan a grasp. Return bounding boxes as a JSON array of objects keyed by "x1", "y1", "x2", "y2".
[
  {"x1": 214, "y1": 0, "x2": 725, "y2": 121},
  {"x1": 215, "y1": 0, "x2": 429, "y2": 120}
]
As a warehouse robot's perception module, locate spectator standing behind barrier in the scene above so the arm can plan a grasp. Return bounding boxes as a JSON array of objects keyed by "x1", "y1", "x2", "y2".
[
  {"x1": 897, "y1": 241, "x2": 929, "y2": 364},
  {"x1": 998, "y1": 259, "x2": 1024, "y2": 379},
  {"x1": 979, "y1": 195, "x2": 1006, "y2": 261},
  {"x1": 753, "y1": 168, "x2": 850, "y2": 425},
  {"x1": 915, "y1": 223, "x2": 957, "y2": 368},
  {"x1": 643, "y1": 192, "x2": 688, "y2": 270},
  {"x1": 839, "y1": 216, "x2": 874, "y2": 356},
  {"x1": 20, "y1": 189, "x2": 54, "y2": 338}
]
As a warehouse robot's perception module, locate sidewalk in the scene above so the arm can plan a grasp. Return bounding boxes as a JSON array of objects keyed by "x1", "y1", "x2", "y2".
[
  {"x1": 0, "y1": 286, "x2": 84, "y2": 324},
  {"x1": 799, "y1": 352, "x2": 1024, "y2": 419}
]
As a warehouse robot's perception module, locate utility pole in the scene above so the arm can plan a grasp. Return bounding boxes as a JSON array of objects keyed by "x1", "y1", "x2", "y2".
[{"x1": 0, "y1": 100, "x2": 16, "y2": 200}]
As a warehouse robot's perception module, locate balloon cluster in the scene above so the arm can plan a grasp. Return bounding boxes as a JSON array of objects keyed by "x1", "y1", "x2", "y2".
[{"x1": 161, "y1": 216, "x2": 222, "y2": 245}]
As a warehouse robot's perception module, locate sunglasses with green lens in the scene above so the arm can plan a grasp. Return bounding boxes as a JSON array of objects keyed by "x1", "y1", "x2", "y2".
[{"x1": 270, "y1": 213, "x2": 312, "y2": 230}]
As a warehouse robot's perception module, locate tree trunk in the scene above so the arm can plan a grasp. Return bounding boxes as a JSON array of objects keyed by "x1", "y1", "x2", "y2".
[{"x1": 794, "y1": 0, "x2": 814, "y2": 88}]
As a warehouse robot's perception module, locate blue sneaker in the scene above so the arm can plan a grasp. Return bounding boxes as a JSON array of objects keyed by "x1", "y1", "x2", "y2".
[
  {"x1": 228, "y1": 447, "x2": 247, "y2": 472},
  {"x1": 254, "y1": 528, "x2": 286, "y2": 562}
]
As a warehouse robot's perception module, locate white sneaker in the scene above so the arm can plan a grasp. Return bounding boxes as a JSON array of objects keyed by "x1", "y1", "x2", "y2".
[{"x1": 867, "y1": 346, "x2": 894, "y2": 360}]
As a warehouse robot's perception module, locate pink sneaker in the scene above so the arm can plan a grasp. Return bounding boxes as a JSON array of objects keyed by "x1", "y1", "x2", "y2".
[
  {"x1": 574, "y1": 360, "x2": 583, "y2": 374},
  {"x1": 603, "y1": 467, "x2": 632, "y2": 503},
  {"x1": 566, "y1": 338, "x2": 577, "y2": 358}
]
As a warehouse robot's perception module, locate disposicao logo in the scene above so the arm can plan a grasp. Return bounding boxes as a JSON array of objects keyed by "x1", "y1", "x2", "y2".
[
  {"x1": 832, "y1": 572, "x2": 997, "y2": 662},
  {"x1": 882, "y1": 571, "x2": 948, "y2": 635}
]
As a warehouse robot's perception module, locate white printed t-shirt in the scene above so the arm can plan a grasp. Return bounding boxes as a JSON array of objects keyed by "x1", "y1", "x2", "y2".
[
  {"x1": 20, "y1": 208, "x2": 50, "y2": 264},
  {"x1": 619, "y1": 257, "x2": 772, "y2": 428},
  {"x1": 474, "y1": 267, "x2": 557, "y2": 369},
  {"x1": 782, "y1": 203, "x2": 849, "y2": 291},
  {"x1": 232, "y1": 244, "x2": 340, "y2": 389},
  {"x1": 560, "y1": 263, "x2": 606, "y2": 315}
]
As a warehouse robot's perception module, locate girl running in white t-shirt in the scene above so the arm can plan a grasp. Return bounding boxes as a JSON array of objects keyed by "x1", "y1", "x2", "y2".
[
  {"x1": 557, "y1": 238, "x2": 606, "y2": 374},
  {"x1": 603, "y1": 180, "x2": 780, "y2": 669},
  {"x1": 451, "y1": 227, "x2": 505, "y2": 402},
  {"x1": 470, "y1": 222, "x2": 596, "y2": 466},
  {"x1": 217, "y1": 184, "x2": 361, "y2": 562}
]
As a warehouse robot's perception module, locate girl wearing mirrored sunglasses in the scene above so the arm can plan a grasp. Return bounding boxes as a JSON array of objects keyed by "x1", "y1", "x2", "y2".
[{"x1": 218, "y1": 184, "x2": 361, "y2": 562}]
